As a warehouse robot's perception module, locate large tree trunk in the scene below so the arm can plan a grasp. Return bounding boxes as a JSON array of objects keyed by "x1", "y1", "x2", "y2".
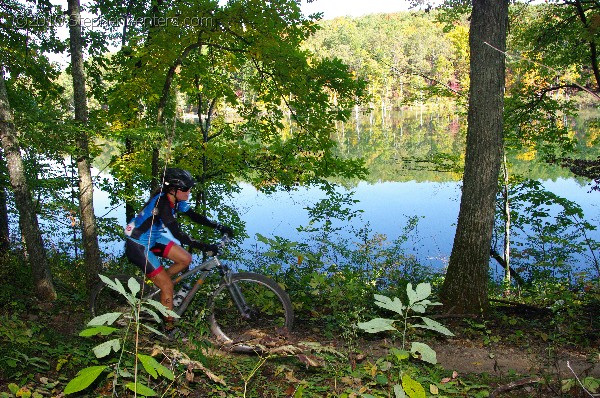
[
  {"x1": 440, "y1": 0, "x2": 508, "y2": 314},
  {"x1": 68, "y1": 0, "x2": 103, "y2": 290},
  {"x1": 0, "y1": 68, "x2": 56, "y2": 301}
]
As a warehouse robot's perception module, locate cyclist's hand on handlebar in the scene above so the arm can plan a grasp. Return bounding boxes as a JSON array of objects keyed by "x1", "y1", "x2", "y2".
[
  {"x1": 190, "y1": 239, "x2": 220, "y2": 256},
  {"x1": 216, "y1": 224, "x2": 234, "y2": 238}
]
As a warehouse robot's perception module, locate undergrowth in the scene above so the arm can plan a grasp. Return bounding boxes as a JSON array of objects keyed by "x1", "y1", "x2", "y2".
[{"x1": 0, "y1": 243, "x2": 598, "y2": 397}]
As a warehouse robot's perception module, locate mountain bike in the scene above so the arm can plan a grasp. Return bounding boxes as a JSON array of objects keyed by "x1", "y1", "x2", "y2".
[{"x1": 89, "y1": 235, "x2": 294, "y2": 352}]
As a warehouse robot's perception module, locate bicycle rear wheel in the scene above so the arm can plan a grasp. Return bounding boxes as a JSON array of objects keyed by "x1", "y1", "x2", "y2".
[
  {"x1": 90, "y1": 275, "x2": 158, "y2": 326},
  {"x1": 208, "y1": 272, "x2": 294, "y2": 351}
]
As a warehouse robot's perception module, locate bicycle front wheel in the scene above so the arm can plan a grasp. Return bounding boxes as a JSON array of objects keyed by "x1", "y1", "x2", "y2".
[{"x1": 208, "y1": 272, "x2": 294, "y2": 351}]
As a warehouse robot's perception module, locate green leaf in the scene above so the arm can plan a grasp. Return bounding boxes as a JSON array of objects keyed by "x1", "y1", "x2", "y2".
[
  {"x1": 411, "y1": 303, "x2": 427, "y2": 313},
  {"x1": 99, "y1": 275, "x2": 127, "y2": 296},
  {"x1": 128, "y1": 277, "x2": 140, "y2": 297},
  {"x1": 357, "y1": 318, "x2": 396, "y2": 333},
  {"x1": 393, "y1": 384, "x2": 407, "y2": 398},
  {"x1": 79, "y1": 326, "x2": 119, "y2": 337},
  {"x1": 407, "y1": 283, "x2": 431, "y2": 306},
  {"x1": 293, "y1": 384, "x2": 305, "y2": 397},
  {"x1": 561, "y1": 379, "x2": 576, "y2": 393},
  {"x1": 583, "y1": 377, "x2": 600, "y2": 393},
  {"x1": 87, "y1": 312, "x2": 123, "y2": 326},
  {"x1": 389, "y1": 347, "x2": 410, "y2": 362},
  {"x1": 125, "y1": 382, "x2": 157, "y2": 396},
  {"x1": 144, "y1": 299, "x2": 179, "y2": 318},
  {"x1": 375, "y1": 373, "x2": 389, "y2": 385},
  {"x1": 401, "y1": 373, "x2": 426, "y2": 398},
  {"x1": 255, "y1": 233, "x2": 269, "y2": 243},
  {"x1": 137, "y1": 354, "x2": 174, "y2": 380},
  {"x1": 64, "y1": 366, "x2": 107, "y2": 395},
  {"x1": 374, "y1": 294, "x2": 405, "y2": 315},
  {"x1": 8, "y1": 383, "x2": 19, "y2": 394},
  {"x1": 141, "y1": 323, "x2": 165, "y2": 337},
  {"x1": 138, "y1": 354, "x2": 158, "y2": 378},
  {"x1": 415, "y1": 283, "x2": 432, "y2": 300},
  {"x1": 93, "y1": 339, "x2": 121, "y2": 358},
  {"x1": 140, "y1": 307, "x2": 162, "y2": 323},
  {"x1": 411, "y1": 342, "x2": 437, "y2": 365},
  {"x1": 414, "y1": 317, "x2": 455, "y2": 336}
]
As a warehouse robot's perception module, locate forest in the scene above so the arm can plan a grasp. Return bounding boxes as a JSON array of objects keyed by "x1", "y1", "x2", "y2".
[{"x1": 1, "y1": 0, "x2": 599, "y2": 397}]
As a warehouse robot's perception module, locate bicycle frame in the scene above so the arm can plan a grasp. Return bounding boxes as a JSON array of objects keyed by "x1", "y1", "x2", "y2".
[
  {"x1": 171, "y1": 256, "x2": 222, "y2": 315},
  {"x1": 145, "y1": 237, "x2": 252, "y2": 319}
]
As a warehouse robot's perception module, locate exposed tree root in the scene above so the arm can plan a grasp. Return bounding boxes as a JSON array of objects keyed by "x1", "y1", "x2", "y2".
[{"x1": 489, "y1": 376, "x2": 543, "y2": 398}]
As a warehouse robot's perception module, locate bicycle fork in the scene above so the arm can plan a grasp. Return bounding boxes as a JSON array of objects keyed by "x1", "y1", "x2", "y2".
[{"x1": 223, "y1": 273, "x2": 253, "y2": 321}]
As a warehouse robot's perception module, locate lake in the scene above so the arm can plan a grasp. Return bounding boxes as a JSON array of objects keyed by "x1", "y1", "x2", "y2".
[
  {"x1": 228, "y1": 178, "x2": 600, "y2": 272},
  {"x1": 88, "y1": 108, "x2": 600, "y2": 276},
  {"x1": 94, "y1": 173, "x2": 600, "y2": 275}
]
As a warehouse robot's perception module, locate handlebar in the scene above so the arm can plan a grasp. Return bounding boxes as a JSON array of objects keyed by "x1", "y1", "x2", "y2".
[
  {"x1": 205, "y1": 233, "x2": 231, "y2": 257},
  {"x1": 189, "y1": 233, "x2": 231, "y2": 257}
]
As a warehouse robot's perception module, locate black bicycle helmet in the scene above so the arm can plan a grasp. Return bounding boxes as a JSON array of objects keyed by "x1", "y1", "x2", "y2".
[{"x1": 163, "y1": 168, "x2": 196, "y2": 190}]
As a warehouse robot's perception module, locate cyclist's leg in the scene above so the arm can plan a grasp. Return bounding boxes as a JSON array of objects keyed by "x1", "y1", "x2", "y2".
[
  {"x1": 125, "y1": 238, "x2": 165, "y2": 277},
  {"x1": 126, "y1": 238, "x2": 174, "y2": 311},
  {"x1": 146, "y1": 238, "x2": 191, "y2": 326},
  {"x1": 165, "y1": 245, "x2": 192, "y2": 276},
  {"x1": 150, "y1": 270, "x2": 174, "y2": 311},
  {"x1": 152, "y1": 236, "x2": 192, "y2": 277}
]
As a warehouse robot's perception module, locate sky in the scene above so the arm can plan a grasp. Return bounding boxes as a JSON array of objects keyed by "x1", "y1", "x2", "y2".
[
  {"x1": 45, "y1": 0, "x2": 414, "y2": 28},
  {"x1": 300, "y1": 0, "x2": 414, "y2": 19}
]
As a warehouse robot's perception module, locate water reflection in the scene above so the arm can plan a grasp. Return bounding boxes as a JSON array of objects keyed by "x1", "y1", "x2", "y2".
[
  {"x1": 235, "y1": 177, "x2": 599, "y2": 273},
  {"x1": 84, "y1": 109, "x2": 600, "y2": 275}
]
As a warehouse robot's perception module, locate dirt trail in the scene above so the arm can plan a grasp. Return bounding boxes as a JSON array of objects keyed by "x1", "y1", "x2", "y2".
[{"x1": 430, "y1": 340, "x2": 600, "y2": 378}]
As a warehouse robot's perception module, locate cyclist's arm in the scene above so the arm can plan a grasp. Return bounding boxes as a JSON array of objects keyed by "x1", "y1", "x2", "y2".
[
  {"x1": 158, "y1": 197, "x2": 195, "y2": 246},
  {"x1": 184, "y1": 209, "x2": 233, "y2": 236},
  {"x1": 182, "y1": 208, "x2": 219, "y2": 229}
]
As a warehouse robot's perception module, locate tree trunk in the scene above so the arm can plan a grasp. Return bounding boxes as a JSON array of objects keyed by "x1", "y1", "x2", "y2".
[
  {"x1": 68, "y1": 0, "x2": 103, "y2": 290},
  {"x1": 501, "y1": 151, "x2": 511, "y2": 293},
  {"x1": 0, "y1": 68, "x2": 56, "y2": 301},
  {"x1": 124, "y1": 137, "x2": 135, "y2": 222},
  {"x1": 0, "y1": 153, "x2": 11, "y2": 254},
  {"x1": 440, "y1": 0, "x2": 508, "y2": 315}
]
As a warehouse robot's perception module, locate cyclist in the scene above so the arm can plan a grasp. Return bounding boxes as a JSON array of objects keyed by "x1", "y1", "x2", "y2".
[{"x1": 124, "y1": 167, "x2": 233, "y2": 331}]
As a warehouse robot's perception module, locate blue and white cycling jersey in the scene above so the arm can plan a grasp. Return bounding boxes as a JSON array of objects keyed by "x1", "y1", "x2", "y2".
[{"x1": 125, "y1": 193, "x2": 192, "y2": 247}]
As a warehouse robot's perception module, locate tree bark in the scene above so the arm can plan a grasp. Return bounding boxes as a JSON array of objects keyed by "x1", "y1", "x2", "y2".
[
  {"x1": 124, "y1": 137, "x2": 135, "y2": 222},
  {"x1": 501, "y1": 152, "x2": 511, "y2": 291},
  {"x1": 0, "y1": 152, "x2": 11, "y2": 254},
  {"x1": 440, "y1": 0, "x2": 508, "y2": 314},
  {"x1": 0, "y1": 68, "x2": 56, "y2": 301},
  {"x1": 68, "y1": 0, "x2": 103, "y2": 290}
]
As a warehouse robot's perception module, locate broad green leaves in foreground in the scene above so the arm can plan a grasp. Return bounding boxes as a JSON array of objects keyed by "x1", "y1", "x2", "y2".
[
  {"x1": 358, "y1": 283, "x2": 453, "y2": 398},
  {"x1": 65, "y1": 276, "x2": 175, "y2": 396},
  {"x1": 64, "y1": 366, "x2": 108, "y2": 395}
]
